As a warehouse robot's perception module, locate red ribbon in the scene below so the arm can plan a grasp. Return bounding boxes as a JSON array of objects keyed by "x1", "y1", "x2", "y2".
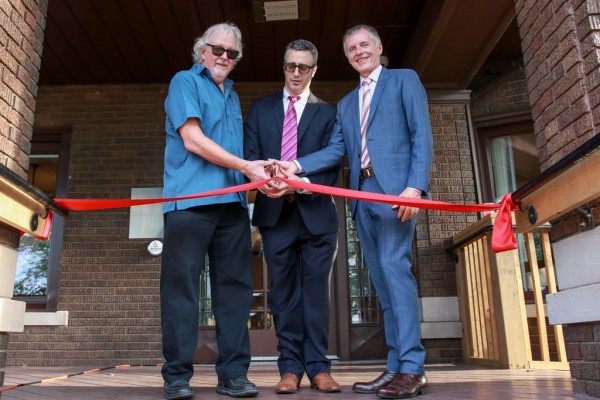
[
  {"x1": 53, "y1": 180, "x2": 269, "y2": 210},
  {"x1": 53, "y1": 178, "x2": 518, "y2": 252},
  {"x1": 490, "y1": 193, "x2": 518, "y2": 253},
  {"x1": 281, "y1": 178, "x2": 518, "y2": 253}
]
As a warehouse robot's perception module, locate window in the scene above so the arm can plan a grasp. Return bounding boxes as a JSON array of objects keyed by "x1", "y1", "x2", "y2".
[
  {"x1": 487, "y1": 132, "x2": 540, "y2": 202},
  {"x1": 347, "y1": 199, "x2": 381, "y2": 325},
  {"x1": 475, "y1": 118, "x2": 546, "y2": 292},
  {"x1": 14, "y1": 130, "x2": 71, "y2": 310},
  {"x1": 476, "y1": 119, "x2": 540, "y2": 203},
  {"x1": 341, "y1": 163, "x2": 382, "y2": 325},
  {"x1": 14, "y1": 154, "x2": 58, "y2": 297}
]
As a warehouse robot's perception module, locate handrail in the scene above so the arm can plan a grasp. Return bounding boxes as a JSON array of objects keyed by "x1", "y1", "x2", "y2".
[
  {"x1": 446, "y1": 224, "x2": 551, "y2": 254},
  {"x1": 0, "y1": 163, "x2": 68, "y2": 216},
  {"x1": 512, "y1": 133, "x2": 600, "y2": 205}
]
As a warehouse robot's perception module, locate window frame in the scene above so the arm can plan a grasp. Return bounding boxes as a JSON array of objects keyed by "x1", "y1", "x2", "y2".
[
  {"x1": 472, "y1": 111, "x2": 534, "y2": 204},
  {"x1": 14, "y1": 129, "x2": 71, "y2": 310}
]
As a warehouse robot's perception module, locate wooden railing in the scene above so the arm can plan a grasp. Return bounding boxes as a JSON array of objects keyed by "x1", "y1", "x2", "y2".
[{"x1": 450, "y1": 212, "x2": 568, "y2": 370}]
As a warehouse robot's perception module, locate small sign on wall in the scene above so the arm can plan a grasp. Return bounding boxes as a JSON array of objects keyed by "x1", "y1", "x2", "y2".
[{"x1": 129, "y1": 187, "x2": 164, "y2": 239}]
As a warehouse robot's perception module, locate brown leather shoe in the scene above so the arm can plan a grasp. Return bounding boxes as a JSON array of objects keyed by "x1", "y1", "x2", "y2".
[
  {"x1": 275, "y1": 373, "x2": 300, "y2": 394},
  {"x1": 377, "y1": 373, "x2": 429, "y2": 399},
  {"x1": 310, "y1": 372, "x2": 341, "y2": 393},
  {"x1": 353, "y1": 370, "x2": 398, "y2": 393}
]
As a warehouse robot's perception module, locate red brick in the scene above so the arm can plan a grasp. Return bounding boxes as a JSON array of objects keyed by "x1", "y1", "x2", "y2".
[
  {"x1": 565, "y1": 323, "x2": 595, "y2": 342},
  {"x1": 567, "y1": 342, "x2": 583, "y2": 360}
]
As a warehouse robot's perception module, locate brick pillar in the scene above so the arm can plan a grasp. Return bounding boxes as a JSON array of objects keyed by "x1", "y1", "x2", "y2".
[
  {"x1": 515, "y1": 0, "x2": 600, "y2": 397},
  {"x1": 0, "y1": 0, "x2": 49, "y2": 386}
]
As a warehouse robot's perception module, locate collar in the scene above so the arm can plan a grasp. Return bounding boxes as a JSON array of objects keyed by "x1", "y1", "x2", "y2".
[
  {"x1": 360, "y1": 64, "x2": 383, "y2": 86},
  {"x1": 192, "y1": 63, "x2": 233, "y2": 93},
  {"x1": 282, "y1": 88, "x2": 311, "y2": 103}
]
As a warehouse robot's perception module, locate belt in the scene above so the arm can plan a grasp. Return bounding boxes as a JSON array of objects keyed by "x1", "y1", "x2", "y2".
[
  {"x1": 360, "y1": 166, "x2": 375, "y2": 179},
  {"x1": 284, "y1": 193, "x2": 297, "y2": 202}
]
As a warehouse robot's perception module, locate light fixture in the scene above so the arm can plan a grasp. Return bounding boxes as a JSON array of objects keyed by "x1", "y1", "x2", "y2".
[{"x1": 252, "y1": 0, "x2": 309, "y2": 22}]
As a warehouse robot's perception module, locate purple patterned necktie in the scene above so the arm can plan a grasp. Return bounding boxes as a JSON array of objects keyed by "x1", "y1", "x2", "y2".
[{"x1": 281, "y1": 96, "x2": 300, "y2": 161}]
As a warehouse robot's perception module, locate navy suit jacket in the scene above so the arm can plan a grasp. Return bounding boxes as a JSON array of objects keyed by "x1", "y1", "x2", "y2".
[
  {"x1": 244, "y1": 92, "x2": 339, "y2": 235},
  {"x1": 297, "y1": 68, "x2": 433, "y2": 217}
]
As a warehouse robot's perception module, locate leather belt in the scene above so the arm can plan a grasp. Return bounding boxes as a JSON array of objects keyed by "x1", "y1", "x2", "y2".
[
  {"x1": 360, "y1": 166, "x2": 375, "y2": 179},
  {"x1": 284, "y1": 193, "x2": 297, "y2": 202}
]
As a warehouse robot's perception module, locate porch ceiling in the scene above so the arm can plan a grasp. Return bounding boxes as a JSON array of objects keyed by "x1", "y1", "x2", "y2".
[{"x1": 39, "y1": 0, "x2": 521, "y2": 89}]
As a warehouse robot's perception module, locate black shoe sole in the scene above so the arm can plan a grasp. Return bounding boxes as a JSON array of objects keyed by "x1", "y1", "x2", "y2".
[
  {"x1": 165, "y1": 392, "x2": 195, "y2": 400},
  {"x1": 216, "y1": 388, "x2": 259, "y2": 398}
]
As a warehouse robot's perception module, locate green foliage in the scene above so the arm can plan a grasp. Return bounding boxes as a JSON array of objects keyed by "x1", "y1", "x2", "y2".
[{"x1": 14, "y1": 234, "x2": 49, "y2": 295}]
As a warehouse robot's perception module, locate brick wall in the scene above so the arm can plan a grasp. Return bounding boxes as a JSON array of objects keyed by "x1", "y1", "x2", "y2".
[
  {"x1": 419, "y1": 104, "x2": 477, "y2": 298},
  {"x1": 7, "y1": 81, "x2": 471, "y2": 366},
  {"x1": 0, "y1": 0, "x2": 47, "y2": 178},
  {"x1": 515, "y1": 0, "x2": 599, "y2": 169},
  {"x1": 8, "y1": 84, "x2": 168, "y2": 366},
  {"x1": 564, "y1": 322, "x2": 600, "y2": 397},
  {"x1": 470, "y1": 68, "x2": 531, "y2": 118},
  {"x1": 0, "y1": 0, "x2": 48, "y2": 386},
  {"x1": 515, "y1": 0, "x2": 600, "y2": 397}
]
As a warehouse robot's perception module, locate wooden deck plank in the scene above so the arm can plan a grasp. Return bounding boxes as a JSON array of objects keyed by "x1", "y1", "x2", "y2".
[{"x1": 1, "y1": 363, "x2": 595, "y2": 399}]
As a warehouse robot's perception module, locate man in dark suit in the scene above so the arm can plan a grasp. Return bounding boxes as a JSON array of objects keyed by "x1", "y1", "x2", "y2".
[
  {"x1": 276, "y1": 25, "x2": 434, "y2": 398},
  {"x1": 244, "y1": 39, "x2": 341, "y2": 394}
]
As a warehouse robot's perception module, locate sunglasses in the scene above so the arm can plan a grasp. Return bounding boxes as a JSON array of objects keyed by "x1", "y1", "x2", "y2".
[
  {"x1": 283, "y1": 63, "x2": 314, "y2": 74},
  {"x1": 206, "y1": 43, "x2": 239, "y2": 60}
]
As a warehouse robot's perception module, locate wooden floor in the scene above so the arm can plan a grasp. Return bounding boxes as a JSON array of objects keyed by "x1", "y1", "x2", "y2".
[{"x1": 0, "y1": 362, "x2": 594, "y2": 400}]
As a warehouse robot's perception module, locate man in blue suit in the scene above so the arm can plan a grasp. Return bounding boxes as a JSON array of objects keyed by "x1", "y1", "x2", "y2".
[
  {"x1": 276, "y1": 25, "x2": 433, "y2": 398},
  {"x1": 244, "y1": 39, "x2": 341, "y2": 394}
]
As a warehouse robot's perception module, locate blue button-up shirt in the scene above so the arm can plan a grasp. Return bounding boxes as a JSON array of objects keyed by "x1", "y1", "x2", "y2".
[{"x1": 162, "y1": 63, "x2": 246, "y2": 213}]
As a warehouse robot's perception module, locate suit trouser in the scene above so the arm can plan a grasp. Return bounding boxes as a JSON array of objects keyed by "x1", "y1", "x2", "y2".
[
  {"x1": 355, "y1": 177, "x2": 426, "y2": 375},
  {"x1": 160, "y1": 203, "x2": 253, "y2": 383},
  {"x1": 260, "y1": 202, "x2": 338, "y2": 381}
]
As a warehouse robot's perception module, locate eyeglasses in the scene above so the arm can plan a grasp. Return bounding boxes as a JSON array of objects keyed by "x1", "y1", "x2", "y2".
[
  {"x1": 283, "y1": 63, "x2": 314, "y2": 74},
  {"x1": 206, "y1": 43, "x2": 239, "y2": 60}
]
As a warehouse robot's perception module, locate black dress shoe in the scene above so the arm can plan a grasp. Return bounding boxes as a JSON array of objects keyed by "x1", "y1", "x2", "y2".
[
  {"x1": 377, "y1": 373, "x2": 429, "y2": 399},
  {"x1": 216, "y1": 376, "x2": 259, "y2": 398},
  {"x1": 353, "y1": 370, "x2": 399, "y2": 393},
  {"x1": 164, "y1": 380, "x2": 194, "y2": 400}
]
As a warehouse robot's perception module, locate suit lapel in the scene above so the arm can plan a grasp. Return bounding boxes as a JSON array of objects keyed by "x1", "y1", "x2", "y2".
[
  {"x1": 350, "y1": 85, "x2": 361, "y2": 150},
  {"x1": 272, "y1": 94, "x2": 285, "y2": 136},
  {"x1": 368, "y1": 67, "x2": 388, "y2": 127},
  {"x1": 297, "y1": 93, "x2": 318, "y2": 142}
]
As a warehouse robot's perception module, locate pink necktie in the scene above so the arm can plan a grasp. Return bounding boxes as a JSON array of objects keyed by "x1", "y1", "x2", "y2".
[
  {"x1": 360, "y1": 79, "x2": 372, "y2": 168},
  {"x1": 281, "y1": 96, "x2": 300, "y2": 161}
]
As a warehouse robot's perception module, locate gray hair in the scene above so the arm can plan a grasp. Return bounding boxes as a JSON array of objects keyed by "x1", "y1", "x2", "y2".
[
  {"x1": 192, "y1": 22, "x2": 243, "y2": 64},
  {"x1": 342, "y1": 24, "x2": 381, "y2": 55},
  {"x1": 284, "y1": 39, "x2": 318, "y2": 65}
]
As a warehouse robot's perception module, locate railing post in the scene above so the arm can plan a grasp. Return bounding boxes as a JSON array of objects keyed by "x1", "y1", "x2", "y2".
[
  {"x1": 453, "y1": 213, "x2": 532, "y2": 368},
  {"x1": 487, "y1": 235, "x2": 532, "y2": 369}
]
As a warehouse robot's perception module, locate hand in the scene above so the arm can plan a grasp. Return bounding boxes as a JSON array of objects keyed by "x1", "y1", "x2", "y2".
[
  {"x1": 242, "y1": 160, "x2": 276, "y2": 195},
  {"x1": 392, "y1": 187, "x2": 422, "y2": 222},
  {"x1": 264, "y1": 178, "x2": 295, "y2": 198},
  {"x1": 243, "y1": 159, "x2": 271, "y2": 182},
  {"x1": 272, "y1": 159, "x2": 299, "y2": 177}
]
